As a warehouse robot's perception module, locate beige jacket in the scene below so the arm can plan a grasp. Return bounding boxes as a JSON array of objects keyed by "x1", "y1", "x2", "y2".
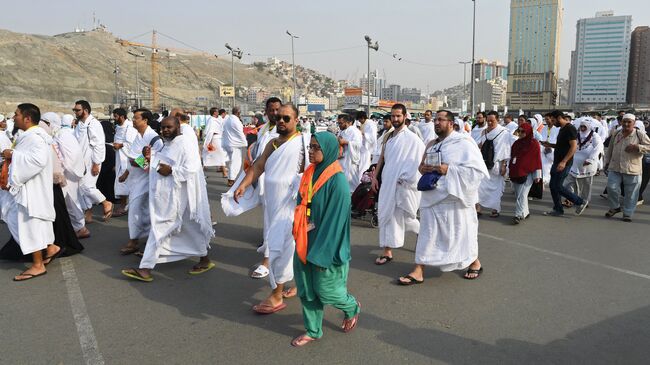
[{"x1": 604, "y1": 129, "x2": 650, "y2": 175}]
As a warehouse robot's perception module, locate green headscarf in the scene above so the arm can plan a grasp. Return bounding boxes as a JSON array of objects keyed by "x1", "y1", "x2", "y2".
[{"x1": 312, "y1": 131, "x2": 339, "y2": 181}]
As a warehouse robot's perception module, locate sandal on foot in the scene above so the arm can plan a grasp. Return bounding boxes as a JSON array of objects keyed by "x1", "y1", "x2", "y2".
[
  {"x1": 398, "y1": 275, "x2": 424, "y2": 286},
  {"x1": 13, "y1": 270, "x2": 47, "y2": 282},
  {"x1": 464, "y1": 267, "x2": 483, "y2": 280},
  {"x1": 250, "y1": 264, "x2": 269, "y2": 279},
  {"x1": 121, "y1": 268, "x2": 153, "y2": 282},
  {"x1": 113, "y1": 208, "x2": 128, "y2": 217},
  {"x1": 291, "y1": 334, "x2": 317, "y2": 347},
  {"x1": 605, "y1": 208, "x2": 621, "y2": 218},
  {"x1": 188, "y1": 262, "x2": 215, "y2": 275},
  {"x1": 489, "y1": 210, "x2": 500, "y2": 218},
  {"x1": 252, "y1": 302, "x2": 287, "y2": 314},
  {"x1": 120, "y1": 246, "x2": 139, "y2": 255},
  {"x1": 103, "y1": 202, "x2": 113, "y2": 222},
  {"x1": 374, "y1": 255, "x2": 393, "y2": 265},
  {"x1": 43, "y1": 248, "x2": 62, "y2": 266},
  {"x1": 622, "y1": 216, "x2": 632, "y2": 222}
]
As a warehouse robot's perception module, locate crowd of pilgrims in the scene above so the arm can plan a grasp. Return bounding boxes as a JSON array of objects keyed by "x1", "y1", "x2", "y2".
[{"x1": 0, "y1": 98, "x2": 648, "y2": 346}]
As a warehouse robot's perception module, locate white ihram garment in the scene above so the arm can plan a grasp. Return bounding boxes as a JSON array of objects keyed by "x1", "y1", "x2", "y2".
[
  {"x1": 222, "y1": 115, "x2": 248, "y2": 180},
  {"x1": 139, "y1": 135, "x2": 214, "y2": 269},
  {"x1": 477, "y1": 126, "x2": 511, "y2": 212},
  {"x1": 202, "y1": 116, "x2": 229, "y2": 167},
  {"x1": 74, "y1": 115, "x2": 106, "y2": 210},
  {"x1": 53, "y1": 127, "x2": 86, "y2": 231},
  {"x1": 262, "y1": 133, "x2": 308, "y2": 289},
  {"x1": 418, "y1": 121, "x2": 437, "y2": 146},
  {"x1": 339, "y1": 126, "x2": 363, "y2": 193},
  {"x1": 378, "y1": 127, "x2": 425, "y2": 248},
  {"x1": 2, "y1": 127, "x2": 55, "y2": 254},
  {"x1": 125, "y1": 127, "x2": 163, "y2": 240},
  {"x1": 360, "y1": 120, "x2": 377, "y2": 174},
  {"x1": 114, "y1": 120, "x2": 136, "y2": 197},
  {"x1": 416, "y1": 131, "x2": 489, "y2": 270}
]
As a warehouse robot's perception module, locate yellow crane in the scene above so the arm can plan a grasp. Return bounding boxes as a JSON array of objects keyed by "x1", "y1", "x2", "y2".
[{"x1": 116, "y1": 30, "x2": 161, "y2": 111}]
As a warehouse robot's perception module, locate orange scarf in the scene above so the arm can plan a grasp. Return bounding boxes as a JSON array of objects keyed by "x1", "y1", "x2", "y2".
[{"x1": 293, "y1": 161, "x2": 342, "y2": 264}]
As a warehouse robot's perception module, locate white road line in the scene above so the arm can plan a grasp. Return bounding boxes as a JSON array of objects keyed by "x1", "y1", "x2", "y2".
[
  {"x1": 61, "y1": 258, "x2": 105, "y2": 365},
  {"x1": 479, "y1": 232, "x2": 650, "y2": 281}
]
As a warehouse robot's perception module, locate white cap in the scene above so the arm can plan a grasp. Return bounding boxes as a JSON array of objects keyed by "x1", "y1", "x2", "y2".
[
  {"x1": 41, "y1": 112, "x2": 61, "y2": 128},
  {"x1": 622, "y1": 113, "x2": 636, "y2": 121},
  {"x1": 0, "y1": 114, "x2": 5, "y2": 122},
  {"x1": 62, "y1": 114, "x2": 74, "y2": 127}
]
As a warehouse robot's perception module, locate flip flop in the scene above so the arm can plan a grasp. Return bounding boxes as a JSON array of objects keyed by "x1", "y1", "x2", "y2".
[
  {"x1": 398, "y1": 275, "x2": 424, "y2": 286},
  {"x1": 13, "y1": 270, "x2": 47, "y2": 282},
  {"x1": 489, "y1": 211, "x2": 500, "y2": 218},
  {"x1": 374, "y1": 255, "x2": 393, "y2": 265},
  {"x1": 119, "y1": 246, "x2": 139, "y2": 255},
  {"x1": 113, "y1": 208, "x2": 128, "y2": 217},
  {"x1": 103, "y1": 202, "x2": 113, "y2": 222},
  {"x1": 188, "y1": 262, "x2": 216, "y2": 275},
  {"x1": 464, "y1": 267, "x2": 483, "y2": 280},
  {"x1": 342, "y1": 301, "x2": 361, "y2": 333},
  {"x1": 43, "y1": 248, "x2": 62, "y2": 266},
  {"x1": 121, "y1": 268, "x2": 153, "y2": 282},
  {"x1": 291, "y1": 334, "x2": 318, "y2": 347},
  {"x1": 252, "y1": 302, "x2": 287, "y2": 314},
  {"x1": 250, "y1": 264, "x2": 269, "y2": 279}
]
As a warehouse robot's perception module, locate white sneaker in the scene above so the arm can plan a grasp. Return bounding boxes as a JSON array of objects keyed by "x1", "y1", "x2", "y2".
[{"x1": 637, "y1": 200, "x2": 644, "y2": 206}]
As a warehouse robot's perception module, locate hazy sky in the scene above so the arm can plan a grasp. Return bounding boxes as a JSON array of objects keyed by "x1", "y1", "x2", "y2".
[{"x1": 5, "y1": 0, "x2": 650, "y2": 91}]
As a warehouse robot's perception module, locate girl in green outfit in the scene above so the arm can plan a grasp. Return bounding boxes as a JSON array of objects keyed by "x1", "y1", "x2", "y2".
[{"x1": 291, "y1": 131, "x2": 360, "y2": 347}]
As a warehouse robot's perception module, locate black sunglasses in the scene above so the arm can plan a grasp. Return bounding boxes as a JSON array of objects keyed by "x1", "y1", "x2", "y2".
[
  {"x1": 72, "y1": 108, "x2": 82, "y2": 112},
  {"x1": 277, "y1": 115, "x2": 292, "y2": 123}
]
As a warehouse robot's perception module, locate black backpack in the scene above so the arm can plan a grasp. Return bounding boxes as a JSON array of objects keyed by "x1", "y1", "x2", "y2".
[{"x1": 480, "y1": 130, "x2": 504, "y2": 170}]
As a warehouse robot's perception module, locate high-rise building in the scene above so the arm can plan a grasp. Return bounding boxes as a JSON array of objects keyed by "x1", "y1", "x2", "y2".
[
  {"x1": 506, "y1": 0, "x2": 563, "y2": 110},
  {"x1": 568, "y1": 11, "x2": 632, "y2": 108},
  {"x1": 360, "y1": 70, "x2": 385, "y2": 98},
  {"x1": 382, "y1": 84, "x2": 401, "y2": 101},
  {"x1": 474, "y1": 59, "x2": 508, "y2": 81},
  {"x1": 627, "y1": 26, "x2": 650, "y2": 107}
]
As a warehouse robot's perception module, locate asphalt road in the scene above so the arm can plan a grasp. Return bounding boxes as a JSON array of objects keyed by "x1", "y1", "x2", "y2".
[{"x1": 1, "y1": 171, "x2": 649, "y2": 365}]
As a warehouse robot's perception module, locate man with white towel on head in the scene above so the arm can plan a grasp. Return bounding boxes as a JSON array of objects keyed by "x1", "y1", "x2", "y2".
[{"x1": 222, "y1": 107, "x2": 248, "y2": 187}]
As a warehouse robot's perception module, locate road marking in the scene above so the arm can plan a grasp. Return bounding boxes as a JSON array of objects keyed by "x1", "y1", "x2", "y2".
[
  {"x1": 479, "y1": 232, "x2": 650, "y2": 280},
  {"x1": 61, "y1": 258, "x2": 105, "y2": 365}
]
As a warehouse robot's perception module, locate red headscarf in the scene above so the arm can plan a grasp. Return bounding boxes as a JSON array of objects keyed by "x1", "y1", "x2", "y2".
[{"x1": 509, "y1": 123, "x2": 542, "y2": 178}]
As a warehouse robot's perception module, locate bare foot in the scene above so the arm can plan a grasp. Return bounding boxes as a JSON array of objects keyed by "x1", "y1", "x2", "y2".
[{"x1": 282, "y1": 287, "x2": 297, "y2": 298}]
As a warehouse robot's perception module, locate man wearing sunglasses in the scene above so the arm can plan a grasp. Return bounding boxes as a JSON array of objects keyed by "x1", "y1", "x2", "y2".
[
  {"x1": 73, "y1": 100, "x2": 113, "y2": 223},
  {"x1": 234, "y1": 104, "x2": 309, "y2": 314}
]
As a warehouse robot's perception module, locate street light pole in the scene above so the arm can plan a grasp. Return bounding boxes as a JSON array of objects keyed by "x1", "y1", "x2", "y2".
[
  {"x1": 458, "y1": 61, "x2": 471, "y2": 112},
  {"x1": 225, "y1": 43, "x2": 243, "y2": 108},
  {"x1": 470, "y1": 0, "x2": 477, "y2": 115},
  {"x1": 287, "y1": 31, "x2": 299, "y2": 104},
  {"x1": 127, "y1": 50, "x2": 144, "y2": 108},
  {"x1": 113, "y1": 60, "x2": 120, "y2": 105},
  {"x1": 364, "y1": 35, "x2": 379, "y2": 117}
]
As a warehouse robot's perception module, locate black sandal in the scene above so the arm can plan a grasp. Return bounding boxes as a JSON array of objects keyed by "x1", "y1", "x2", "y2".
[
  {"x1": 464, "y1": 267, "x2": 483, "y2": 280},
  {"x1": 605, "y1": 208, "x2": 621, "y2": 218},
  {"x1": 398, "y1": 275, "x2": 423, "y2": 285},
  {"x1": 375, "y1": 256, "x2": 393, "y2": 265}
]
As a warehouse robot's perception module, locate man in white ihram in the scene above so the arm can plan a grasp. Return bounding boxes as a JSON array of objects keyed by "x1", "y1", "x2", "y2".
[
  {"x1": 1, "y1": 103, "x2": 60, "y2": 282},
  {"x1": 476, "y1": 110, "x2": 511, "y2": 217},
  {"x1": 371, "y1": 104, "x2": 425, "y2": 265},
  {"x1": 112, "y1": 108, "x2": 136, "y2": 217},
  {"x1": 397, "y1": 110, "x2": 488, "y2": 285},
  {"x1": 121, "y1": 116, "x2": 214, "y2": 282},
  {"x1": 222, "y1": 107, "x2": 248, "y2": 187},
  {"x1": 202, "y1": 107, "x2": 229, "y2": 176},
  {"x1": 357, "y1": 111, "x2": 377, "y2": 174},
  {"x1": 337, "y1": 114, "x2": 363, "y2": 193},
  {"x1": 233, "y1": 104, "x2": 308, "y2": 314},
  {"x1": 72, "y1": 100, "x2": 113, "y2": 222}
]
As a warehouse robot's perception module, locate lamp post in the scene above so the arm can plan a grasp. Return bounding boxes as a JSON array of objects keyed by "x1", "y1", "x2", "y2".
[
  {"x1": 364, "y1": 35, "x2": 379, "y2": 116},
  {"x1": 458, "y1": 60, "x2": 471, "y2": 112},
  {"x1": 127, "y1": 50, "x2": 145, "y2": 108},
  {"x1": 113, "y1": 60, "x2": 120, "y2": 105},
  {"x1": 470, "y1": 0, "x2": 477, "y2": 115},
  {"x1": 286, "y1": 31, "x2": 299, "y2": 104},
  {"x1": 225, "y1": 43, "x2": 243, "y2": 108}
]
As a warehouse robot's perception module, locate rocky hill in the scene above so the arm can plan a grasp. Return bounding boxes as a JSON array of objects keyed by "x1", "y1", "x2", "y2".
[{"x1": 0, "y1": 28, "x2": 337, "y2": 115}]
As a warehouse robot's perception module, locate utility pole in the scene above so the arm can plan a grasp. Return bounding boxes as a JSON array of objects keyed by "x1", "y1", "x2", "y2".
[
  {"x1": 364, "y1": 35, "x2": 379, "y2": 116},
  {"x1": 459, "y1": 60, "x2": 471, "y2": 113},
  {"x1": 470, "y1": 0, "x2": 477, "y2": 115},
  {"x1": 113, "y1": 60, "x2": 120, "y2": 105},
  {"x1": 127, "y1": 50, "x2": 145, "y2": 108},
  {"x1": 287, "y1": 31, "x2": 299, "y2": 104},
  {"x1": 151, "y1": 30, "x2": 159, "y2": 112},
  {"x1": 225, "y1": 43, "x2": 243, "y2": 108}
]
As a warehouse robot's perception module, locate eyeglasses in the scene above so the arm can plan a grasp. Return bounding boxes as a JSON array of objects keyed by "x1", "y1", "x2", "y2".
[
  {"x1": 277, "y1": 115, "x2": 291, "y2": 123},
  {"x1": 72, "y1": 108, "x2": 82, "y2": 112},
  {"x1": 434, "y1": 117, "x2": 450, "y2": 123},
  {"x1": 308, "y1": 144, "x2": 321, "y2": 151}
]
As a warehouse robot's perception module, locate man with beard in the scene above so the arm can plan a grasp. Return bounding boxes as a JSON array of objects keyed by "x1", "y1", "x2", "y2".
[
  {"x1": 121, "y1": 117, "x2": 214, "y2": 281},
  {"x1": 73, "y1": 100, "x2": 113, "y2": 222},
  {"x1": 357, "y1": 111, "x2": 377, "y2": 174},
  {"x1": 371, "y1": 104, "x2": 424, "y2": 265},
  {"x1": 470, "y1": 111, "x2": 488, "y2": 144},
  {"x1": 371, "y1": 115, "x2": 393, "y2": 164},
  {"x1": 398, "y1": 110, "x2": 488, "y2": 284},
  {"x1": 234, "y1": 104, "x2": 309, "y2": 314},
  {"x1": 202, "y1": 107, "x2": 229, "y2": 176},
  {"x1": 418, "y1": 110, "x2": 438, "y2": 145},
  {"x1": 476, "y1": 111, "x2": 511, "y2": 217},
  {"x1": 112, "y1": 108, "x2": 136, "y2": 217},
  {"x1": 222, "y1": 107, "x2": 248, "y2": 186}
]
